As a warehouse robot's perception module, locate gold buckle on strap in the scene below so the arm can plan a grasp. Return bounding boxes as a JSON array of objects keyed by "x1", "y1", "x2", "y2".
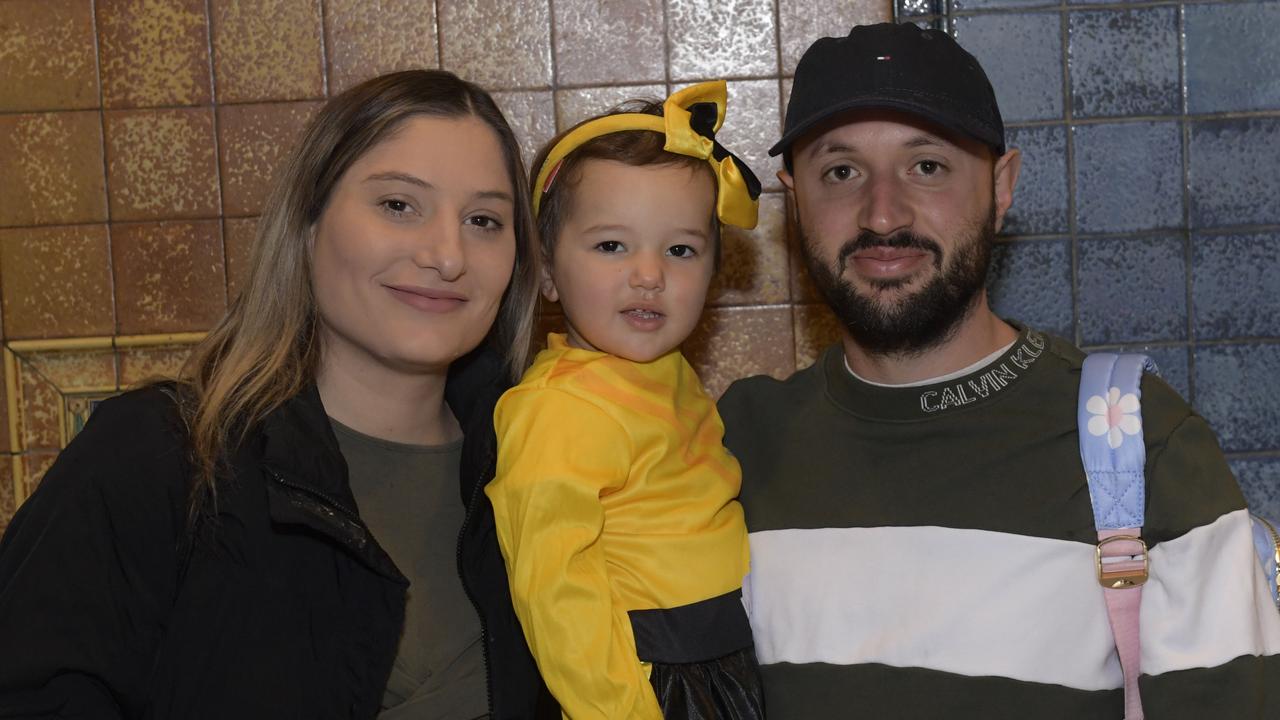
[
  {"x1": 1256, "y1": 516, "x2": 1280, "y2": 610},
  {"x1": 1096, "y1": 535, "x2": 1149, "y2": 589}
]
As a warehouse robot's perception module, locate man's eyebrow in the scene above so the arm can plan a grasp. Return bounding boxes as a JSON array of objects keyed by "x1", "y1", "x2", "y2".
[
  {"x1": 364, "y1": 171, "x2": 430, "y2": 188},
  {"x1": 806, "y1": 140, "x2": 857, "y2": 159},
  {"x1": 903, "y1": 134, "x2": 952, "y2": 149}
]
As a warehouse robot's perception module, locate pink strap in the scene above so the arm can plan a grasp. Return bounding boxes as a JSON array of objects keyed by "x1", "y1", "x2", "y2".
[{"x1": 1098, "y1": 528, "x2": 1145, "y2": 720}]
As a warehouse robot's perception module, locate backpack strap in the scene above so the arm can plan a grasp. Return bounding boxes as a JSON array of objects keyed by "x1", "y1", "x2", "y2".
[{"x1": 1079, "y1": 353, "x2": 1158, "y2": 720}]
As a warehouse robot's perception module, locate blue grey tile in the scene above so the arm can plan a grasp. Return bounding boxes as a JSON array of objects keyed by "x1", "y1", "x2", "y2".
[
  {"x1": 1068, "y1": 7, "x2": 1179, "y2": 118},
  {"x1": 1192, "y1": 232, "x2": 1280, "y2": 341},
  {"x1": 1077, "y1": 234, "x2": 1187, "y2": 345},
  {"x1": 1073, "y1": 121, "x2": 1183, "y2": 233},
  {"x1": 1186, "y1": 2, "x2": 1280, "y2": 114},
  {"x1": 1194, "y1": 342, "x2": 1280, "y2": 453},
  {"x1": 987, "y1": 238, "x2": 1074, "y2": 339},
  {"x1": 1189, "y1": 117, "x2": 1280, "y2": 229},
  {"x1": 898, "y1": 0, "x2": 944, "y2": 16},
  {"x1": 1003, "y1": 125, "x2": 1069, "y2": 235},
  {"x1": 952, "y1": 12, "x2": 1063, "y2": 122},
  {"x1": 1231, "y1": 457, "x2": 1280, "y2": 523},
  {"x1": 1139, "y1": 344, "x2": 1191, "y2": 403},
  {"x1": 952, "y1": 0, "x2": 1056, "y2": 10}
]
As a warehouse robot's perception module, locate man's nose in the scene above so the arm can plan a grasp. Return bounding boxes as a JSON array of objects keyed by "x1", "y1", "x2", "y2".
[{"x1": 857, "y1": 173, "x2": 914, "y2": 238}]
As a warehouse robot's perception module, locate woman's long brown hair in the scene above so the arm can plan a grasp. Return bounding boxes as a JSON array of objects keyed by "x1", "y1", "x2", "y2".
[{"x1": 178, "y1": 70, "x2": 539, "y2": 519}]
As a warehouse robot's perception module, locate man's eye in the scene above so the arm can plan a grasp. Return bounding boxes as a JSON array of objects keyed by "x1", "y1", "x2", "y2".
[
  {"x1": 668, "y1": 244, "x2": 696, "y2": 258},
  {"x1": 825, "y1": 165, "x2": 855, "y2": 182},
  {"x1": 595, "y1": 240, "x2": 622, "y2": 253},
  {"x1": 917, "y1": 160, "x2": 943, "y2": 175}
]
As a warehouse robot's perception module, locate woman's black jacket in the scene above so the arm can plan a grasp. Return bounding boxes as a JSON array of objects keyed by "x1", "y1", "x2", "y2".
[{"x1": 0, "y1": 349, "x2": 557, "y2": 719}]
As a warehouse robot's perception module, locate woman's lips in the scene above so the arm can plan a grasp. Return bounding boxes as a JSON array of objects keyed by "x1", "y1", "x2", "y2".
[{"x1": 385, "y1": 284, "x2": 467, "y2": 312}]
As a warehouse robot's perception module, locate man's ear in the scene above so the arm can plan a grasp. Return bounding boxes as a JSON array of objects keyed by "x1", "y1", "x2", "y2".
[
  {"x1": 777, "y1": 167, "x2": 795, "y2": 194},
  {"x1": 992, "y1": 148, "x2": 1022, "y2": 234}
]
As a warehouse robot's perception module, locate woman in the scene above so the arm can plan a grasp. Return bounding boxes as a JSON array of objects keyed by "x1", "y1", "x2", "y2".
[{"x1": 0, "y1": 70, "x2": 555, "y2": 720}]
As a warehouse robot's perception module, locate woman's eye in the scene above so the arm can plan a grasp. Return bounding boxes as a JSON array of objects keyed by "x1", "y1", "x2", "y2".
[
  {"x1": 381, "y1": 199, "x2": 412, "y2": 216},
  {"x1": 667, "y1": 244, "x2": 697, "y2": 258},
  {"x1": 594, "y1": 240, "x2": 623, "y2": 253}
]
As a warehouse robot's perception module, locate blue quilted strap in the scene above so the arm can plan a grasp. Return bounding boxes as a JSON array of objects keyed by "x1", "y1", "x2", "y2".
[{"x1": 1078, "y1": 354, "x2": 1159, "y2": 531}]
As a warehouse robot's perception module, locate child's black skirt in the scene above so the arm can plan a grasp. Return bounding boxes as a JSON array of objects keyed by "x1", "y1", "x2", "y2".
[
  {"x1": 650, "y1": 647, "x2": 765, "y2": 719},
  {"x1": 629, "y1": 589, "x2": 765, "y2": 719}
]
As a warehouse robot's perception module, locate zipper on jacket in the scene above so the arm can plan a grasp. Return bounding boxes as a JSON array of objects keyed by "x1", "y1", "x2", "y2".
[
  {"x1": 267, "y1": 467, "x2": 363, "y2": 522},
  {"x1": 456, "y1": 446, "x2": 497, "y2": 717}
]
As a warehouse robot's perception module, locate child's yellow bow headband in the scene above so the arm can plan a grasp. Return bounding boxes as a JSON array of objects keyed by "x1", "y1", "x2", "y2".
[{"x1": 532, "y1": 80, "x2": 762, "y2": 229}]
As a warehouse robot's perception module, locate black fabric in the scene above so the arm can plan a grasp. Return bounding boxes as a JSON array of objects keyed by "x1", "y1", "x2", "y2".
[
  {"x1": 629, "y1": 589, "x2": 754, "y2": 664},
  {"x1": 650, "y1": 647, "x2": 765, "y2": 720},
  {"x1": 0, "y1": 347, "x2": 558, "y2": 720}
]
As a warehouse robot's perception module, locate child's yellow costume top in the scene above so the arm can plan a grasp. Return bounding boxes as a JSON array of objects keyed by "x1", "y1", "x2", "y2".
[{"x1": 486, "y1": 333, "x2": 751, "y2": 719}]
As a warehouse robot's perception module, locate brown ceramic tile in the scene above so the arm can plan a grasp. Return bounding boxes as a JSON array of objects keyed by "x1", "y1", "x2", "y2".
[
  {"x1": 668, "y1": 0, "x2": 777, "y2": 81},
  {"x1": 778, "y1": 0, "x2": 890, "y2": 75},
  {"x1": 554, "y1": 84, "x2": 667, "y2": 130},
  {"x1": 0, "y1": 0, "x2": 98, "y2": 111},
  {"x1": 97, "y1": 0, "x2": 213, "y2": 109},
  {"x1": 22, "y1": 451, "x2": 59, "y2": 498},
  {"x1": 0, "y1": 457, "x2": 15, "y2": 533},
  {"x1": 324, "y1": 0, "x2": 439, "y2": 95},
  {"x1": 709, "y1": 193, "x2": 789, "y2": 307},
  {"x1": 210, "y1": 0, "x2": 324, "y2": 103},
  {"x1": 553, "y1": 0, "x2": 664, "y2": 86},
  {"x1": 18, "y1": 363, "x2": 62, "y2": 450},
  {"x1": 720, "y1": 79, "x2": 783, "y2": 193},
  {"x1": 439, "y1": 0, "x2": 552, "y2": 90},
  {"x1": 0, "y1": 368, "x2": 10, "y2": 454},
  {"x1": 217, "y1": 102, "x2": 322, "y2": 216},
  {"x1": 20, "y1": 349, "x2": 118, "y2": 393},
  {"x1": 112, "y1": 220, "x2": 227, "y2": 334},
  {"x1": 793, "y1": 302, "x2": 842, "y2": 370},
  {"x1": 0, "y1": 225, "x2": 115, "y2": 339},
  {"x1": 684, "y1": 306, "x2": 795, "y2": 398},
  {"x1": 492, "y1": 91, "x2": 557, "y2": 171},
  {"x1": 119, "y1": 345, "x2": 195, "y2": 386},
  {"x1": 223, "y1": 216, "x2": 258, "y2": 302},
  {"x1": 104, "y1": 108, "x2": 220, "y2": 221},
  {"x1": 0, "y1": 112, "x2": 107, "y2": 227}
]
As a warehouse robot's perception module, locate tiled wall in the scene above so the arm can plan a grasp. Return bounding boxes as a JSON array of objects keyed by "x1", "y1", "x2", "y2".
[
  {"x1": 0, "y1": 0, "x2": 1275, "y2": 529},
  {"x1": 899, "y1": 0, "x2": 1280, "y2": 516}
]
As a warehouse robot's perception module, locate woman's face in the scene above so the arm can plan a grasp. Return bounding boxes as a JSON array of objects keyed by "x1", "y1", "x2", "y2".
[{"x1": 311, "y1": 114, "x2": 517, "y2": 376}]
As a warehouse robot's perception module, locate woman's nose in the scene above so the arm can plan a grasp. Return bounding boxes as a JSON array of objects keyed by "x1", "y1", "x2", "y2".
[{"x1": 412, "y1": 218, "x2": 465, "y2": 281}]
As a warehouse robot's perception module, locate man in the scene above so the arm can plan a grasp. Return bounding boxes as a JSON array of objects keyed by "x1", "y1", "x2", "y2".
[{"x1": 719, "y1": 22, "x2": 1280, "y2": 718}]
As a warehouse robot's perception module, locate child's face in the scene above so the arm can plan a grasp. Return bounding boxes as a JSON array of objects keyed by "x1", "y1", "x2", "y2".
[{"x1": 544, "y1": 159, "x2": 716, "y2": 363}]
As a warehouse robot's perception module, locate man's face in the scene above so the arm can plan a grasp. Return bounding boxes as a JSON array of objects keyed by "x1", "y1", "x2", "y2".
[{"x1": 781, "y1": 110, "x2": 1020, "y2": 357}]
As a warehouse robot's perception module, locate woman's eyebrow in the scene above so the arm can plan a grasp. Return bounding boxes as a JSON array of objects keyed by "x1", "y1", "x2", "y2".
[{"x1": 364, "y1": 171, "x2": 430, "y2": 188}]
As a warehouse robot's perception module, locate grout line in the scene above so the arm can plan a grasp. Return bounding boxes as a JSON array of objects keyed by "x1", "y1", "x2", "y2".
[
  {"x1": 547, "y1": 0, "x2": 562, "y2": 129},
  {"x1": 1177, "y1": 3, "x2": 1198, "y2": 405},
  {"x1": 88, "y1": 0, "x2": 120, "y2": 346},
  {"x1": 1058, "y1": 5, "x2": 1082, "y2": 348},
  {"x1": 1224, "y1": 451, "x2": 1280, "y2": 462},
  {"x1": 434, "y1": 0, "x2": 445, "y2": 70},
  {"x1": 316, "y1": 0, "x2": 330, "y2": 97}
]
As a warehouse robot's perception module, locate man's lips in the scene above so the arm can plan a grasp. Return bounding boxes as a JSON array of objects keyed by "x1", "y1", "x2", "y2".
[
  {"x1": 385, "y1": 284, "x2": 467, "y2": 311},
  {"x1": 848, "y1": 245, "x2": 931, "y2": 279}
]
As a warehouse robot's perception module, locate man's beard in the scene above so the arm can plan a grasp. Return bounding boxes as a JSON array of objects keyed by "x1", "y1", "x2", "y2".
[{"x1": 800, "y1": 205, "x2": 997, "y2": 358}]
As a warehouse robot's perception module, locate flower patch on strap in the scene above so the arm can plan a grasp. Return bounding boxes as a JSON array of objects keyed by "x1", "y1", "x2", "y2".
[{"x1": 1087, "y1": 387, "x2": 1142, "y2": 449}]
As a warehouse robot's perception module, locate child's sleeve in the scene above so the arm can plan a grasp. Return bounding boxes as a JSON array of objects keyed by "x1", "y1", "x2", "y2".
[{"x1": 487, "y1": 387, "x2": 664, "y2": 720}]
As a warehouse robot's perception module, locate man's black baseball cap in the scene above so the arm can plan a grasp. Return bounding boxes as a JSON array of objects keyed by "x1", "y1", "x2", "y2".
[{"x1": 771, "y1": 23, "x2": 1005, "y2": 161}]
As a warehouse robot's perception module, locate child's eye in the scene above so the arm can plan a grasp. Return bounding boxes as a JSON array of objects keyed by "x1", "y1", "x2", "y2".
[
  {"x1": 594, "y1": 240, "x2": 623, "y2": 253},
  {"x1": 465, "y1": 214, "x2": 504, "y2": 232},
  {"x1": 667, "y1": 244, "x2": 697, "y2": 258}
]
